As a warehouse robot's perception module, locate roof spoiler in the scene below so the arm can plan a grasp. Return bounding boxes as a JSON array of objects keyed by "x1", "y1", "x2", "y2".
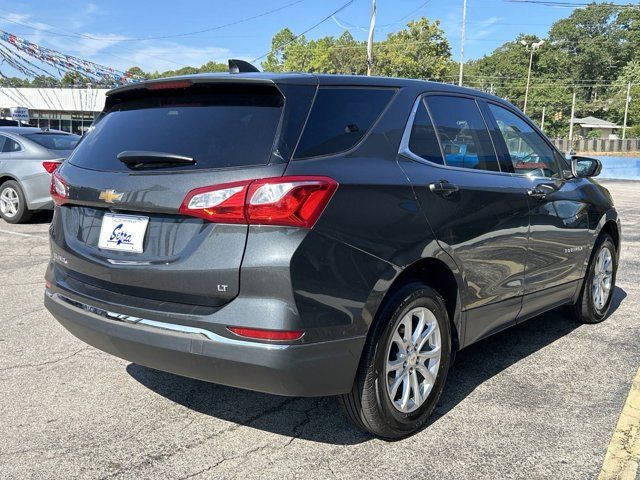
[{"x1": 228, "y1": 59, "x2": 260, "y2": 74}]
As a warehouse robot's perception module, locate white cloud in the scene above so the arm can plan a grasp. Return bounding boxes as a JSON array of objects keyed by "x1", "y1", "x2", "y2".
[
  {"x1": 90, "y1": 40, "x2": 246, "y2": 72},
  {"x1": 472, "y1": 16, "x2": 504, "y2": 40},
  {"x1": 0, "y1": 7, "x2": 247, "y2": 74}
]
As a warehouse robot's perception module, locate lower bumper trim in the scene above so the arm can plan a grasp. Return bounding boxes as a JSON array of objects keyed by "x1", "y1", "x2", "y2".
[{"x1": 44, "y1": 290, "x2": 365, "y2": 397}]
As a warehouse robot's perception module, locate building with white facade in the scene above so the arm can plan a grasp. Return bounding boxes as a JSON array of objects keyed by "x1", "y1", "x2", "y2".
[{"x1": 0, "y1": 87, "x2": 109, "y2": 134}]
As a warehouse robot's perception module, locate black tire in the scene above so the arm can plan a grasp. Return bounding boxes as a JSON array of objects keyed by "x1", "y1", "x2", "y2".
[
  {"x1": 0, "y1": 180, "x2": 32, "y2": 224},
  {"x1": 340, "y1": 282, "x2": 452, "y2": 439},
  {"x1": 570, "y1": 233, "x2": 617, "y2": 324}
]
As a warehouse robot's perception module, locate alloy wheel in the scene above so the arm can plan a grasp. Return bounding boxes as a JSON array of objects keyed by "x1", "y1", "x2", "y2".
[
  {"x1": 385, "y1": 306, "x2": 441, "y2": 413},
  {"x1": 0, "y1": 187, "x2": 19, "y2": 218},
  {"x1": 592, "y1": 246, "x2": 613, "y2": 312}
]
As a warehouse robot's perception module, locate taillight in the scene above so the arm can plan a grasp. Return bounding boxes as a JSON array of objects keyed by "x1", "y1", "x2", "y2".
[
  {"x1": 247, "y1": 176, "x2": 337, "y2": 228},
  {"x1": 50, "y1": 171, "x2": 68, "y2": 205},
  {"x1": 179, "y1": 176, "x2": 337, "y2": 228},
  {"x1": 179, "y1": 180, "x2": 250, "y2": 224},
  {"x1": 42, "y1": 161, "x2": 62, "y2": 173},
  {"x1": 227, "y1": 326, "x2": 304, "y2": 341}
]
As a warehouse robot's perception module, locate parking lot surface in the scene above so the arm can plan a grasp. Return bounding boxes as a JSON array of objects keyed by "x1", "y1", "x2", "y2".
[{"x1": 0, "y1": 180, "x2": 638, "y2": 479}]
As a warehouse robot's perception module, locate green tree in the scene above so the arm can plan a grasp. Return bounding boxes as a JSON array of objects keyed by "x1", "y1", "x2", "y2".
[
  {"x1": 262, "y1": 28, "x2": 299, "y2": 72},
  {"x1": 59, "y1": 71, "x2": 90, "y2": 87},
  {"x1": 548, "y1": 3, "x2": 632, "y2": 101},
  {"x1": 262, "y1": 17, "x2": 451, "y2": 79},
  {"x1": 375, "y1": 18, "x2": 452, "y2": 80},
  {"x1": 610, "y1": 60, "x2": 640, "y2": 132},
  {"x1": 125, "y1": 66, "x2": 146, "y2": 79}
]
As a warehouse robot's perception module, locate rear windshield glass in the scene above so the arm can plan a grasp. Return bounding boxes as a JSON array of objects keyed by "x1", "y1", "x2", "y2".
[
  {"x1": 69, "y1": 86, "x2": 284, "y2": 171},
  {"x1": 24, "y1": 133, "x2": 79, "y2": 150},
  {"x1": 294, "y1": 87, "x2": 395, "y2": 159}
]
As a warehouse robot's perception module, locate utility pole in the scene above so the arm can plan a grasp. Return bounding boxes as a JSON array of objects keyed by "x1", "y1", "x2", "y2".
[
  {"x1": 458, "y1": 0, "x2": 467, "y2": 86},
  {"x1": 521, "y1": 40, "x2": 544, "y2": 115},
  {"x1": 366, "y1": 0, "x2": 376, "y2": 76},
  {"x1": 622, "y1": 81, "x2": 631, "y2": 140},
  {"x1": 568, "y1": 91, "x2": 576, "y2": 143},
  {"x1": 541, "y1": 105, "x2": 546, "y2": 132}
]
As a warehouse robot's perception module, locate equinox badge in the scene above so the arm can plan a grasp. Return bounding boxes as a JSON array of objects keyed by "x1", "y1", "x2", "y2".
[{"x1": 99, "y1": 189, "x2": 124, "y2": 204}]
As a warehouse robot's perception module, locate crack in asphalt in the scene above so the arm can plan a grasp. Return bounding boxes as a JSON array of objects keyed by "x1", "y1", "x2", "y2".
[
  {"x1": 175, "y1": 398, "x2": 328, "y2": 480},
  {"x1": 99, "y1": 397, "x2": 330, "y2": 480},
  {"x1": 97, "y1": 396, "x2": 301, "y2": 479},
  {"x1": 0, "y1": 347, "x2": 90, "y2": 373}
]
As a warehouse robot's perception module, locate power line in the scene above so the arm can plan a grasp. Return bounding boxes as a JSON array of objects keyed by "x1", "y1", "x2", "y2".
[
  {"x1": 252, "y1": 0, "x2": 357, "y2": 62},
  {"x1": 0, "y1": 1, "x2": 309, "y2": 43}
]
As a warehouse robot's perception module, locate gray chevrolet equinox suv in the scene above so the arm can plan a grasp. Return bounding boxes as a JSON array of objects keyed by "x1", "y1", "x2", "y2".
[{"x1": 44, "y1": 71, "x2": 620, "y2": 438}]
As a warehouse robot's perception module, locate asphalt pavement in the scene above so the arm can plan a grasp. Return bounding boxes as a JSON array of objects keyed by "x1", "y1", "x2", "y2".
[{"x1": 0, "y1": 180, "x2": 638, "y2": 479}]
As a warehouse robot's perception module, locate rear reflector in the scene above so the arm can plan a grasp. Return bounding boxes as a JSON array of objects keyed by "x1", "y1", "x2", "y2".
[
  {"x1": 227, "y1": 327, "x2": 304, "y2": 341},
  {"x1": 50, "y1": 171, "x2": 68, "y2": 205},
  {"x1": 179, "y1": 176, "x2": 338, "y2": 228},
  {"x1": 42, "y1": 161, "x2": 62, "y2": 173}
]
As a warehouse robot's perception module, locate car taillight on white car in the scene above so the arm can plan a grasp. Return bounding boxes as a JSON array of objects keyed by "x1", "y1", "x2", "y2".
[
  {"x1": 42, "y1": 161, "x2": 62, "y2": 174},
  {"x1": 179, "y1": 176, "x2": 338, "y2": 228}
]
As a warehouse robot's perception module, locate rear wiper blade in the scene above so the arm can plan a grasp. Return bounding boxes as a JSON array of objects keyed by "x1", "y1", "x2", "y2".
[{"x1": 117, "y1": 151, "x2": 195, "y2": 166}]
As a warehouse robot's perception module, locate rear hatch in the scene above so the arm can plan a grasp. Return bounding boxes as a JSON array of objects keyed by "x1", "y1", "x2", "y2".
[{"x1": 50, "y1": 77, "x2": 316, "y2": 311}]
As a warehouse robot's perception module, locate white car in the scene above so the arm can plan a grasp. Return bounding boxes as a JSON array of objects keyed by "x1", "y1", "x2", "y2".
[{"x1": 0, "y1": 127, "x2": 79, "y2": 223}]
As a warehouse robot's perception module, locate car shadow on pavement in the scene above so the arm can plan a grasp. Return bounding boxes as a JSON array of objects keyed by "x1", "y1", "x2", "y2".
[
  {"x1": 127, "y1": 286, "x2": 626, "y2": 445},
  {"x1": 28, "y1": 211, "x2": 53, "y2": 224}
]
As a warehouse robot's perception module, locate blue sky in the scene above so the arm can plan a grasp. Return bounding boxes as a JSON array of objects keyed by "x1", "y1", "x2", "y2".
[{"x1": 0, "y1": 0, "x2": 630, "y2": 73}]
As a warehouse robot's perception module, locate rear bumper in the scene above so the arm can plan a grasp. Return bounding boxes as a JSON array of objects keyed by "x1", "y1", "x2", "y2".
[
  {"x1": 22, "y1": 171, "x2": 53, "y2": 210},
  {"x1": 44, "y1": 291, "x2": 365, "y2": 397}
]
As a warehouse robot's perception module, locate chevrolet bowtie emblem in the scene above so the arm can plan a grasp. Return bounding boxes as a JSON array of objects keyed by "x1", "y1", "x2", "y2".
[{"x1": 99, "y1": 189, "x2": 124, "y2": 203}]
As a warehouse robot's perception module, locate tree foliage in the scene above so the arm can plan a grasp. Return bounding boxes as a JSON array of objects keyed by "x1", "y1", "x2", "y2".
[{"x1": 261, "y1": 17, "x2": 451, "y2": 80}]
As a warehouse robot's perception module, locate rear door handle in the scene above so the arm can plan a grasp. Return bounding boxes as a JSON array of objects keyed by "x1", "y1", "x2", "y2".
[
  {"x1": 429, "y1": 181, "x2": 459, "y2": 196},
  {"x1": 527, "y1": 184, "x2": 555, "y2": 200}
]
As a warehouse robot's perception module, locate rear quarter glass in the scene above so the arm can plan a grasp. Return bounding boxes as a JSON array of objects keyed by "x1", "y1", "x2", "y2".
[
  {"x1": 68, "y1": 85, "x2": 284, "y2": 172},
  {"x1": 293, "y1": 87, "x2": 396, "y2": 159}
]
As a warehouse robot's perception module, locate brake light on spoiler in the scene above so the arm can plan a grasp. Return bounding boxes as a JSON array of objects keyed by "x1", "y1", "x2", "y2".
[{"x1": 179, "y1": 176, "x2": 338, "y2": 228}]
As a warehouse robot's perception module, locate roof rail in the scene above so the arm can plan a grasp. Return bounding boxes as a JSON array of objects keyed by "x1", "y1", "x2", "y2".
[{"x1": 228, "y1": 59, "x2": 260, "y2": 74}]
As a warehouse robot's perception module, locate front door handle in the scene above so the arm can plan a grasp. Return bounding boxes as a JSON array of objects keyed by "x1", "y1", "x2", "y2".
[{"x1": 429, "y1": 180, "x2": 459, "y2": 197}]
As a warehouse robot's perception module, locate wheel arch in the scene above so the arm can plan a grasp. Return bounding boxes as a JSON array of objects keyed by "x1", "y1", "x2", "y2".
[
  {"x1": 372, "y1": 256, "x2": 463, "y2": 354},
  {"x1": 600, "y1": 219, "x2": 620, "y2": 252},
  {"x1": 0, "y1": 174, "x2": 20, "y2": 187}
]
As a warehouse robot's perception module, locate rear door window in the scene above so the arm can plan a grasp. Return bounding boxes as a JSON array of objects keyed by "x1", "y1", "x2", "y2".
[
  {"x1": 294, "y1": 87, "x2": 395, "y2": 159},
  {"x1": 69, "y1": 85, "x2": 284, "y2": 171},
  {"x1": 24, "y1": 133, "x2": 79, "y2": 150},
  {"x1": 407, "y1": 99, "x2": 444, "y2": 165},
  {"x1": 488, "y1": 103, "x2": 560, "y2": 178},
  {"x1": 426, "y1": 95, "x2": 500, "y2": 172}
]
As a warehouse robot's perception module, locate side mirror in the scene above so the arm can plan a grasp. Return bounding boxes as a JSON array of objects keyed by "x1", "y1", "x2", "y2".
[{"x1": 571, "y1": 156, "x2": 602, "y2": 178}]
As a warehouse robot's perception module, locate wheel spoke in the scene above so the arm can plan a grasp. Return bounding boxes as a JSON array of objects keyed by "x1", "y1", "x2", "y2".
[
  {"x1": 401, "y1": 315, "x2": 413, "y2": 344},
  {"x1": 418, "y1": 345, "x2": 441, "y2": 361},
  {"x1": 389, "y1": 372, "x2": 406, "y2": 399},
  {"x1": 387, "y1": 356, "x2": 405, "y2": 373},
  {"x1": 411, "y1": 309, "x2": 426, "y2": 344},
  {"x1": 410, "y1": 370, "x2": 421, "y2": 406},
  {"x1": 391, "y1": 332, "x2": 407, "y2": 353},
  {"x1": 416, "y1": 364, "x2": 435, "y2": 385},
  {"x1": 416, "y1": 323, "x2": 435, "y2": 351},
  {"x1": 400, "y1": 375, "x2": 411, "y2": 410}
]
